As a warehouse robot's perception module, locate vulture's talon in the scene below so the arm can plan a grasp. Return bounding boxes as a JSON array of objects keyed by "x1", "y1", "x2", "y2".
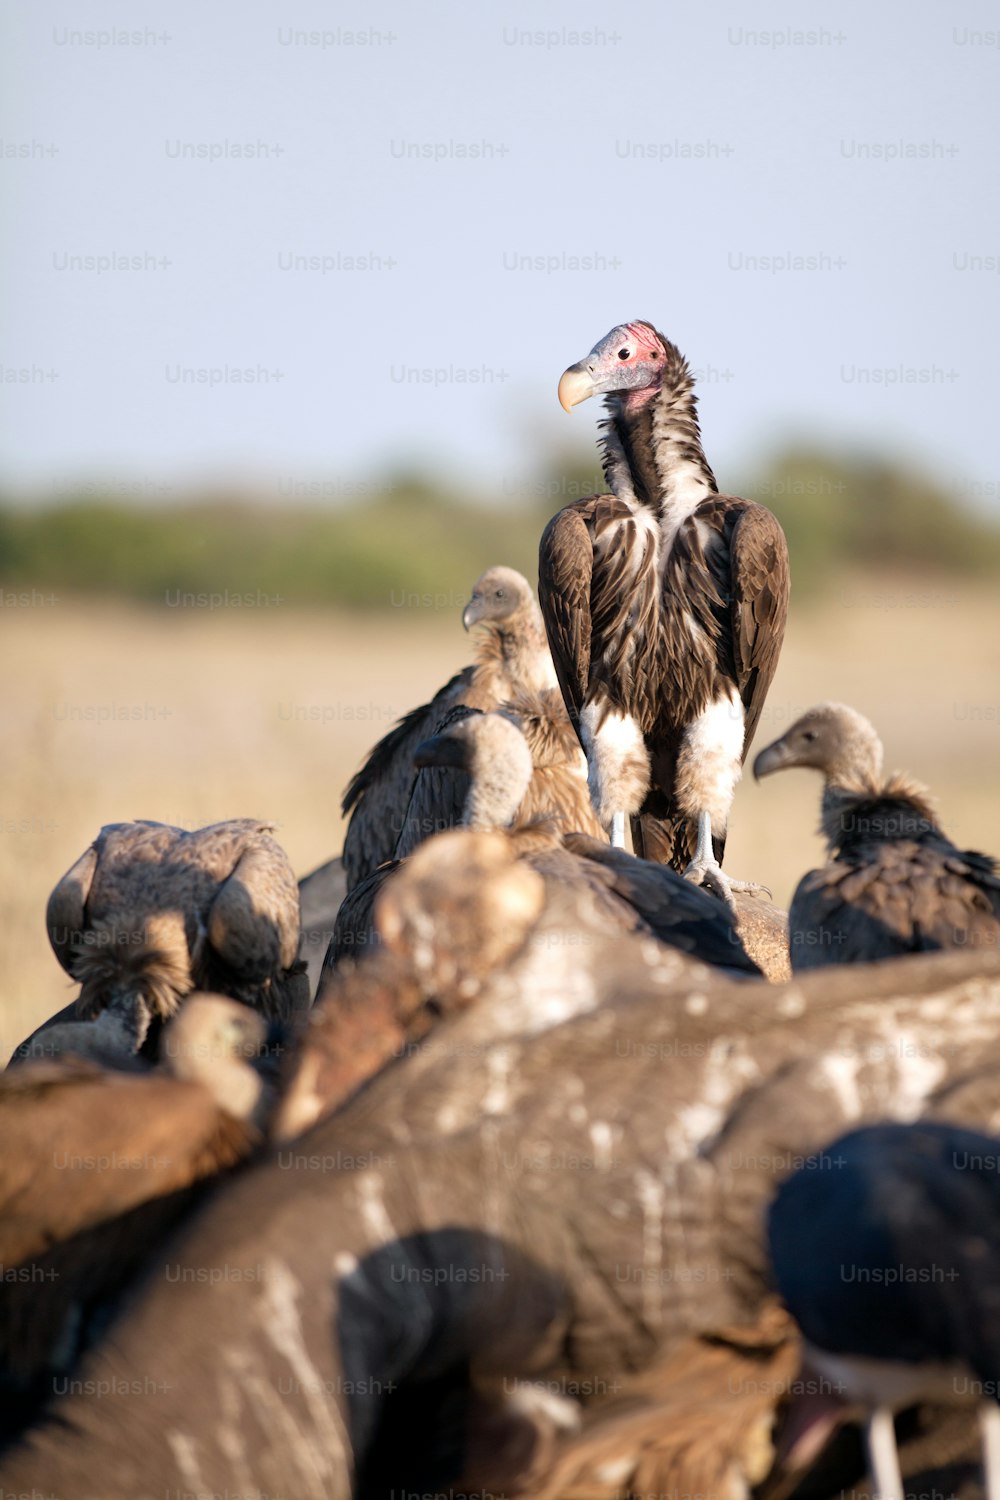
[
  {"x1": 683, "y1": 859, "x2": 768, "y2": 909},
  {"x1": 731, "y1": 878, "x2": 772, "y2": 900}
]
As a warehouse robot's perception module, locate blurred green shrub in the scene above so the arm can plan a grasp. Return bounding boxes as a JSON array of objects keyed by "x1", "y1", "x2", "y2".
[{"x1": 0, "y1": 447, "x2": 996, "y2": 607}]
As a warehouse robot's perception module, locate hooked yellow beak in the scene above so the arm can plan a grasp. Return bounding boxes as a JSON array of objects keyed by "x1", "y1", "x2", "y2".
[{"x1": 557, "y1": 363, "x2": 596, "y2": 412}]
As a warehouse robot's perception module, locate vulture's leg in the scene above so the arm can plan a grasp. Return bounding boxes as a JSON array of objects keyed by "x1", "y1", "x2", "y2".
[
  {"x1": 979, "y1": 1401, "x2": 1000, "y2": 1500},
  {"x1": 683, "y1": 811, "x2": 771, "y2": 910},
  {"x1": 611, "y1": 812, "x2": 626, "y2": 849},
  {"x1": 863, "y1": 1406, "x2": 905, "y2": 1500}
]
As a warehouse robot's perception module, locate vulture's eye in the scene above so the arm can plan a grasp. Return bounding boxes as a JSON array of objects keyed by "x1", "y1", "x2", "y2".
[
  {"x1": 618, "y1": 347, "x2": 631, "y2": 360},
  {"x1": 495, "y1": 590, "x2": 505, "y2": 599},
  {"x1": 802, "y1": 730, "x2": 817, "y2": 742}
]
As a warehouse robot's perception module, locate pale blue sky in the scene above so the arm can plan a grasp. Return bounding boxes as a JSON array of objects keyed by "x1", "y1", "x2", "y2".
[{"x1": 3, "y1": 0, "x2": 999, "y2": 507}]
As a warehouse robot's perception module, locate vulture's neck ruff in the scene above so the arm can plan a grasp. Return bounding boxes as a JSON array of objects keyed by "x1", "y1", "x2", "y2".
[
  {"x1": 599, "y1": 337, "x2": 718, "y2": 533},
  {"x1": 821, "y1": 774, "x2": 941, "y2": 856}
]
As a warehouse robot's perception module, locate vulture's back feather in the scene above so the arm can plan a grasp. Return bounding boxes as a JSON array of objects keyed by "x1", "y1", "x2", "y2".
[
  {"x1": 792, "y1": 785, "x2": 1000, "y2": 969},
  {"x1": 561, "y1": 833, "x2": 761, "y2": 975}
]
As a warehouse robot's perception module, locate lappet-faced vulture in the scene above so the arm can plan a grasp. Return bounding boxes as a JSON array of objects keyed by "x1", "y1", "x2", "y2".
[
  {"x1": 540, "y1": 321, "x2": 789, "y2": 902},
  {"x1": 340, "y1": 565, "x2": 557, "y2": 891},
  {"x1": 753, "y1": 703, "x2": 1000, "y2": 968},
  {"x1": 25, "y1": 818, "x2": 309, "y2": 1063}
]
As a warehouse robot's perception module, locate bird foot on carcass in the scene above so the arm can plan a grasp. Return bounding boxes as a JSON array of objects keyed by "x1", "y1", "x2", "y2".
[{"x1": 683, "y1": 858, "x2": 771, "y2": 911}]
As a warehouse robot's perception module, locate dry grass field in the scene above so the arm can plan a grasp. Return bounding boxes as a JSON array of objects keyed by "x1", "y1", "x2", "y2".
[{"x1": 2, "y1": 575, "x2": 998, "y2": 1058}]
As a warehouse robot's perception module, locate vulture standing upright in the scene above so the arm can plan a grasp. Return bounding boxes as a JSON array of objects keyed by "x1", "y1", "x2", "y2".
[
  {"x1": 340, "y1": 565, "x2": 556, "y2": 890},
  {"x1": 753, "y1": 703, "x2": 1000, "y2": 968},
  {"x1": 540, "y1": 320, "x2": 789, "y2": 902}
]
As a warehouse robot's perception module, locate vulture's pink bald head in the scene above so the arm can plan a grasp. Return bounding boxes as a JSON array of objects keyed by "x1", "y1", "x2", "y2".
[{"x1": 558, "y1": 320, "x2": 668, "y2": 413}]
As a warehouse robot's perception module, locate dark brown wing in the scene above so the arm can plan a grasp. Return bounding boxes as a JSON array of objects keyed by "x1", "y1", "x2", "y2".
[
  {"x1": 562, "y1": 834, "x2": 761, "y2": 975},
  {"x1": 789, "y1": 843, "x2": 1000, "y2": 971},
  {"x1": 322, "y1": 863, "x2": 397, "y2": 976},
  {"x1": 537, "y1": 501, "x2": 597, "y2": 733},
  {"x1": 728, "y1": 504, "x2": 789, "y2": 759},
  {"x1": 206, "y1": 830, "x2": 301, "y2": 981},
  {"x1": 340, "y1": 668, "x2": 474, "y2": 890},
  {"x1": 392, "y1": 704, "x2": 479, "y2": 860}
]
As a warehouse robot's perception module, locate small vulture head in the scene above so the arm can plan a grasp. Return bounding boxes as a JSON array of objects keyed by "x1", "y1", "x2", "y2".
[
  {"x1": 753, "y1": 703, "x2": 885, "y2": 791},
  {"x1": 462, "y1": 566, "x2": 532, "y2": 632},
  {"x1": 414, "y1": 712, "x2": 534, "y2": 831},
  {"x1": 558, "y1": 320, "x2": 667, "y2": 413}
]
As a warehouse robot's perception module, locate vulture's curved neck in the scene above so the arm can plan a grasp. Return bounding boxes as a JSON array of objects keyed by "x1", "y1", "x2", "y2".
[
  {"x1": 499, "y1": 606, "x2": 547, "y2": 662},
  {"x1": 476, "y1": 607, "x2": 549, "y2": 686},
  {"x1": 600, "y1": 343, "x2": 718, "y2": 521}
]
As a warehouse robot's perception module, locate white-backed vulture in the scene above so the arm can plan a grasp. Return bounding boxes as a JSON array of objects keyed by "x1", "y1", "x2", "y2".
[
  {"x1": 6, "y1": 937, "x2": 1000, "y2": 1498},
  {"x1": 753, "y1": 703, "x2": 1000, "y2": 968},
  {"x1": 768, "y1": 1120, "x2": 1000, "y2": 1500},
  {"x1": 540, "y1": 320, "x2": 789, "y2": 902},
  {"x1": 340, "y1": 565, "x2": 557, "y2": 890},
  {"x1": 16, "y1": 818, "x2": 309, "y2": 1065},
  {"x1": 0, "y1": 995, "x2": 282, "y2": 1441},
  {"x1": 326, "y1": 713, "x2": 762, "y2": 978}
]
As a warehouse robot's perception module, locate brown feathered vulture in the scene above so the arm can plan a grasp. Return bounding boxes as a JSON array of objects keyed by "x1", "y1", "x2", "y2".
[
  {"x1": 23, "y1": 818, "x2": 308, "y2": 1064},
  {"x1": 340, "y1": 565, "x2": 556, "y2": 890},
  {"x1": 753, "y1": 703, "x2": 1000, "y2": 968},
  {"x1": 540, "y1": 320, "x2": 789, "y2": 904},
  {"x1": 326, "y1": 713, "x2": 761, "y2": 978}
]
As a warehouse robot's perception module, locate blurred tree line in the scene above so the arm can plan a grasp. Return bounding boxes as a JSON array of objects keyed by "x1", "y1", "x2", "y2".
[{"x1": 0, "y1": 447, "x2": 997, "y2": 609}]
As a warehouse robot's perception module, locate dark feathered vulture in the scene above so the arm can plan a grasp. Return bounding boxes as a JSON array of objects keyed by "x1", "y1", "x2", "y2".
[
  {"x1": 340, "y1": 565, "x2": 556, "y2": 891},
  {"x1": 754, "y1": 703, "x2": 1000, "y2": 969},
  {"x1": 768, "y1": 1121, "x2": 1000, "y2": 1500},
  {"x1": 540, "y1": 320, "x2": 789, "y2": 902}
]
